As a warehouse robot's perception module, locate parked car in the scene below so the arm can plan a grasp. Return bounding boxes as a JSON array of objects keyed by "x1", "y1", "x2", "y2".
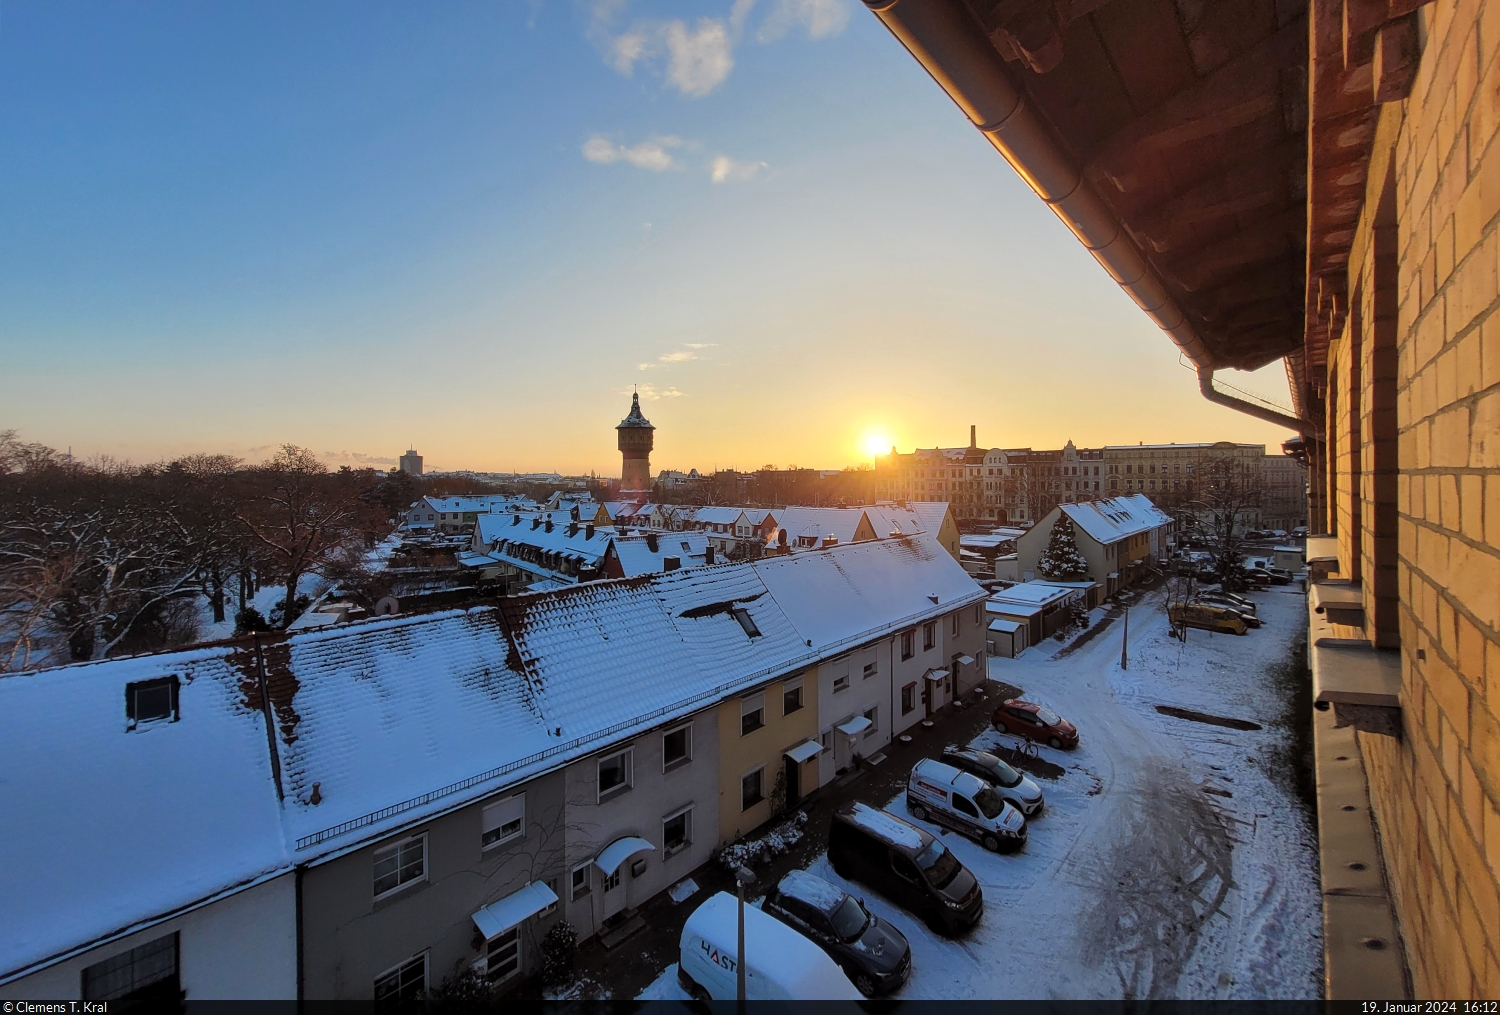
[
  {"x1": 940, "y1": 746, "x2": 1044, "y2": 816},
  {"x1": 1197, "y1": 593, "x2": 1263, "y2": 626},
  {"x1": 1207, "y1": 587, "x2": 1258, "y2": 614},
  {"x1": 1168, "y1": 602, "x2": 1249, "y2": 635},
  {"x1": 907, "y1": 758, "x2": 1027, "y2": 852},
  {"x1": 761, "y1": 870, "x2": 911, "y2": 997},
  {"x1": 1272, "y1": 529, "x2": 1288, "y2": 538},
  {"x1": 678, "y1": 891, "x2": 863, "y2": 1000},
  {"x1": 1290, "y1": 526, "x2": 1309, "y2": 537},
  {"x1": 829, "y1": 802, "x2": 983, "y2": 936},
  {"x1": 992, "y1": 698, "x2": 1079, "y2": 749},
  {"x1": 1265, "y1": 565, "x2": 1294, "y2": 584}
]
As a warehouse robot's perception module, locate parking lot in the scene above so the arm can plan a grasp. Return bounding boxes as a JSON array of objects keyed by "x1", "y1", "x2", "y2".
[{"x1": 630, "y1": 583, "x2": 1321, "y2": 1000}]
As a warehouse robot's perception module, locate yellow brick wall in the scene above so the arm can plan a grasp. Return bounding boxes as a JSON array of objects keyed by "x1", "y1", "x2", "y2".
[{"x1": 1355, "y1": 0, "x2": 1500, "y2": 996}]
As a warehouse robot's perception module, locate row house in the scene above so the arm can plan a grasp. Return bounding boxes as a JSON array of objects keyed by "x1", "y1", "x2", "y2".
[
  {"x1": 1015, "y1": 494, "x2": 1173, "y2": 596},
  {"x1": 1, "y1": 536, "x2": 984, "y2": 1003}
]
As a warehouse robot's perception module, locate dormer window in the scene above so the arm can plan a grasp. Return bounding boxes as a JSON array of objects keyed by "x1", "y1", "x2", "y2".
[{"x1": 126, "y1": 676, "x2": 179, "y2": 729}]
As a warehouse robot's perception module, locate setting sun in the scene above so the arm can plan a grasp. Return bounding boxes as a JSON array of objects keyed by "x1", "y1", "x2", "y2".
[{"x1": 863, "y1": 433, "x2": 893, "y2": 458}]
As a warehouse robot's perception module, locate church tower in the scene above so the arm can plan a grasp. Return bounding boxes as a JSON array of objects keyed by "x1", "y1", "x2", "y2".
[{"x1": 616, "y1": 391, "x2": 655, "y2": 502}]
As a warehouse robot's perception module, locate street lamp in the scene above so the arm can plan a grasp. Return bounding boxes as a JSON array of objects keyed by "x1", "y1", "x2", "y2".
[{"x1": 735, "y1": 865, "x2": 756, "y2": 1007}]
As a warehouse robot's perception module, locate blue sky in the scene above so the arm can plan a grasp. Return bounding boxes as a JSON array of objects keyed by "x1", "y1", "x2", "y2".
[{"x1": 0, "y1": 0, "x2": 1297, "y2": 473}]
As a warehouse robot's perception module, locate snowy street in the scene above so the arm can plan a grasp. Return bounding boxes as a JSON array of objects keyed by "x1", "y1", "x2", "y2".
[{"x1": 641, "y1": 584, "x2": 1321, "y2": 1001}]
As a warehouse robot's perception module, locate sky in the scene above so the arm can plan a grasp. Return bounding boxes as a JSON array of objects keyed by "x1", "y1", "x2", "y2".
[{"x1": 0, "y1": 0, "x2": 1299, "y2": 476}]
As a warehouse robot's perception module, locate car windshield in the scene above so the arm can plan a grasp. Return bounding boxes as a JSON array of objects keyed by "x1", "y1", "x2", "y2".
[
  {"x1": 829, "y1": 895, "x2": 869, "y2": 941},
  {"x1": 988, "y1": 756, "x2": 1022, "y2": 787},
  {"x1": 1036, "y1": 707, "x2": 1061, "y2": 725},
  {"x1": 915, "y1": 841, "x2": 961, "y2": 889},
  {"x1": 973, "y1": 786, "x2": 1006, "y2": 820}
]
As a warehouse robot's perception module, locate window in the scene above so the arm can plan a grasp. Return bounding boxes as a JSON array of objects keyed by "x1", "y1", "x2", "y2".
[
  {"x1": 374, "y1": 953, "x2": 427, "y2": 1011},
  {"x1": 953, "y1": 794, "x2": 979, "y2": 818},
  {"x1": 598, "y1": 749, "x2": 633, "y2": 801},
  {"x1": 900, "y1": 631, "x2": 914, "y2": 660},
  {"x1": 486, "y1": 928, "x2": 520, "y2": 983},
  {"x1": 923, "y1": 623, "x2": 936, "y2": 651},
  {"x1": 126, "y1": 676, "x2": 179, "y2": 728},
  {"x1": 733, "y1": 608, "x2": 761, "y2": 638},
  {"x1": 482, "y1": 794, "x2": 525, "y2": 849},
  {"x1": 571, "y1": 863, "x2": 591, "y2": 899},
  {"x1": 540, "y1": 877, "x2": 559, "y2": 916},
  {"x1": 603, "y1": 869, "x2": 621, "y2": 892},
  {"x1": 783, "y1": 679, "x2": 804, "y2": 715},
  {"x1": 950, "y1": 613, "x2": 960, "y2": 636},
  {"x1": 863, "y1": 707, "x2": 878, "y2": 738},
  {"x1": 863, "y1": 661, "x2": 877, "y2": 679},
  {"x1": 741, "y1": 767, "x2": 765, "y2": 810},
  {"x1": 373, "y1": 834, "x2": 427, "y2": 899},
  {"x1": 741, "y1": 693, "x2": 765, "y2": 736},
  {"x1": 663, "y1": 806, "x2": 693, "y2": 854},
  {"x1": 974, "y1": 604, "x2": 981, "y2": 624},
  {"x1": 833, "y1": 672, "x2": 850, "y2": 693},
  {"x1": 901, "y1": 682, "x2": 917, "y2": 715},
  {"x1": 82, "y1": 933, "x2": 179, "y2": 1002},
  {"x1": 662, "y1": 724, "x2": 691, "y2": 771}
]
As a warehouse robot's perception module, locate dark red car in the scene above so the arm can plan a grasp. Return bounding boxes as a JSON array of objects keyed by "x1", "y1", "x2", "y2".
[{"x1": 992, "y1": 699, "x2": 1078, "y2": 749}]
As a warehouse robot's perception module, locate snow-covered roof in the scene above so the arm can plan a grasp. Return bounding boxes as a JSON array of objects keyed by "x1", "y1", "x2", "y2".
[
  {"x1": 475, "y1": 514, "x2": 611, "y2": 564},
  {"x1": 986, "y1": 600, "x2": 1044, "y2": 618},
  {"x1": 1058, "y1": 494, "x2": 1171, "y2": 545},
  {"x1": 989, "y1": 581, "x2": 1078, "y2": 607},
  {"x1": 678, "y1": 506, "x2": 747, "y2": 527},
  {"x1": 841, "y1": 802, "x2": 924, "y2": 850},
  {"x1": 988, "y1": 618, "x2": 1023, "y2": 633},
  {"x1": 864, "y1": 503, "x2": 932, "y2": 538},
  {"x1": 769, "y1": 507, "x2": 872, "y2": 546},
  {"x1": 0, "y1": 646, "x2": 290, "y2": 980},
  {"x1": 608, "y1": 532, "x2": 710, "y2": 577}
]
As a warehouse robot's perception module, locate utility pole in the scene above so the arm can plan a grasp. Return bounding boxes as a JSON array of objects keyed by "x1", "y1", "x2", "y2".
[
  {"x1": 735, "y1": 865, "x2": 756, "y2": 1008},
  {"x1": 1120, "y1": 606, "x2": 1129, "y2": 670}
]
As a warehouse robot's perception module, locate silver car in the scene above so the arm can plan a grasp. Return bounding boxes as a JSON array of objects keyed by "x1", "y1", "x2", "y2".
[{"x1": 940, "y1": 747, "x2": 1045, "y2": 816}]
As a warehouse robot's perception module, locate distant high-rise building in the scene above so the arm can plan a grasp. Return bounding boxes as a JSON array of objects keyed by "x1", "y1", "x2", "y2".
[
  {"x1": 616, "y1": 392, "x2": 654, "y2": 502},
  {"x1": 399, "y1": 448, "x2": 424, "y2": 476}
]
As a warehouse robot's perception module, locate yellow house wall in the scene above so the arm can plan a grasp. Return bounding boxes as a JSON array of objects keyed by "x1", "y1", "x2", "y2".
[{"x1": 716, "y1": 670, "x2": 820, "y2": 845}]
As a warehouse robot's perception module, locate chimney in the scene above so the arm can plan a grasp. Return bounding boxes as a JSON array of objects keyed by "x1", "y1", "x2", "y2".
[
  {"x1": 585, "y1": 523, "x2": 595, "y2": 539},
  {"x1": 531, "y1": 517, "x2": 541, "y2": 530},
  {"x1": 705, "y1": 544, "x2": 716, "y2": 565},
  {"x1": 545, "y1": 520, "x2": 554, "y2": 533},
  {"x1": 567, "y1": 522, "x2": 578, "y2": 537},
  {"x1": 778, "y1": 529, "x2": 788, "y2": 548},
  {"x1": 512, "y1": 514, "x2": 520, "y2": 526},
  {"x1": 663, "y1": 556, "x2": 681, "y2": 571},
  {"x1": 571, "y1": 505, "x2": 580, "y2": 521},
  {"x1": 647, "y1": 532, "x2": 659, "y2": 552},
  {"x1": 970, "y1": 425, "x2": 977, "y2": 449}
]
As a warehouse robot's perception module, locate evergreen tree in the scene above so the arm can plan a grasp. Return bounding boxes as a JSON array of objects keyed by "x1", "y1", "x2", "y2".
[{"x1": 1036, "y1": 513, "x2": 1091, "y2": 581}]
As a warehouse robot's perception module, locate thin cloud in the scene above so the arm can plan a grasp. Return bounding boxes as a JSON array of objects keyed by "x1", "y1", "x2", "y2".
[
  {"x1": 757, "y1": 0, "x2": 850, "y2": 41},
  {"x1": 710, "y1": 154, "x2": 767, "y2": 182},
  {"x1": 658, "y1": 350, "x2": 697, "y2": 363},
  {"x1": 683, "y1": 343, "x2": 716, "y2": 349},
  {"x1": 633, "y1": 384, "x2": 685, "y2": 401},
  {"x1": 583, "y1": 135, "x2": 683, "y2": 171},
  {"x1": 321, "y1": 450, "x2": 397, "y2": 466}
]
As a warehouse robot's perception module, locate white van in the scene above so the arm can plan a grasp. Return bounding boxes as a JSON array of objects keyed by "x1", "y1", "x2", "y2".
[
  {"x1": 907, "y1": 758, "x2": 1027, "y2": 852},
  {"x1": 677, "y1": 891, "x2": 863, "y2": 1000}
]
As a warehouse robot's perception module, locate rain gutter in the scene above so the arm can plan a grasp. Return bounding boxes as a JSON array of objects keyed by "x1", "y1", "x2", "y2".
[{"x1": 863, "y1": 0, "x2": 1316, "y2": 433}]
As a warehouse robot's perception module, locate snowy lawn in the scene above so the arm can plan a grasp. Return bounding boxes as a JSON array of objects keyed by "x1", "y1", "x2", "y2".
[{"x1": 639, "y1": 584, "x2": 1321, "y2": 1001}]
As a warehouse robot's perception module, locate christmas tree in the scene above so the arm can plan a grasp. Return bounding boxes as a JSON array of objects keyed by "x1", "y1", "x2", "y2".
[{"x1": 1036, "y1": 513, "x2": 1091, "y2": 581}]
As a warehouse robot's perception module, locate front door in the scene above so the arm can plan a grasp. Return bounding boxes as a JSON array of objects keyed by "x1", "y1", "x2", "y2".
[
  {"x1": 601, "y1": 867, "x2": 626, "y2": 921},
  {"x1": 784, "y1": 756, "x2": 800, "y2": 806},
  {"x1": 834, "y1": 731, "x2": 852, "y2": 773}
]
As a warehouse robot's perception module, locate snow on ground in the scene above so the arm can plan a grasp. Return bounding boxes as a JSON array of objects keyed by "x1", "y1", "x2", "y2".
[
  {"x1": 640, "y1": 584, "x2": 1321, "y2": 1000},
  {"x1": 192, "y1": 572, "x2": 329, "y2": 643}
]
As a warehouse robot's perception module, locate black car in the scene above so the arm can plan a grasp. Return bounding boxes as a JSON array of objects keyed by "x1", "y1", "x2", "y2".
[
  {"x1": 940, "y1": 746, "x2": 1045, "y2": 816},
  {"x1": 829, "y1": 802, "x2": 983, "y2": 936},
  {"x1": 762, "y1": 870, "x2": 911, "y2": 996}
]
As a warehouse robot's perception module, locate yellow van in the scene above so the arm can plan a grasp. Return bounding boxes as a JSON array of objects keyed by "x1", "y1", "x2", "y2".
[{"x1": 1169, "y1": 602, "x2": 1248, "y2": 635}]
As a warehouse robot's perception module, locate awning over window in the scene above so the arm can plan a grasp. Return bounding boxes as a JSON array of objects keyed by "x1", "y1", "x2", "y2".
[
  {"x1": 594, "y1": 836, "x2": 655, "y2": 876},
  {"x1": 957, "y1": 655, "x2": 975, "y2": 666},
  {"x1": 835, "y1": 715, "x2": 872, "y2": 736},
  {"x1": 924, "y1": 668, "x2": 950, "y2": 683},
  {"x1": 471, "y1": 880, "x2": 558, "y2": 939},
  {"x1": 784, "y1": 739, "x2": 824, "y2": 763}
]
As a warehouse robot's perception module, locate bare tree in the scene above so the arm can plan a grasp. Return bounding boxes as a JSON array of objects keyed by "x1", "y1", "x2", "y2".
[
  {"x1": 1184, "y1": 455, "x2": 1265, "y2": 589},
  {"x1": 235, "y1": 445, "x2": 380, "y2": 629}
]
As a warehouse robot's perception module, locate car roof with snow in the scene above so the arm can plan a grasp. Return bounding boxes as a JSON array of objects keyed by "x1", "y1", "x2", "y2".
[
  {"x1": 911, "y1": 758, "x2": 989, "y2": 797},
  {"x1": 836, "y1": 802, "x2": 928, "y2": 850},
  {"x1": 683, "y1": 892, "x2": 860, "y2": 998},
  {"x1": 774, "y1": 870, "x2": 849, "y2": 913}
]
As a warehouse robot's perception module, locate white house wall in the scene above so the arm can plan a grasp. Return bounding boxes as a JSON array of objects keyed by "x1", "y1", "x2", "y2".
[
  {"x1": 815, "y1": 641, "x2": 892, "y2": 785},
  {"x1": 1, "y1": 874, "x2": 297, "y2": 1001}
]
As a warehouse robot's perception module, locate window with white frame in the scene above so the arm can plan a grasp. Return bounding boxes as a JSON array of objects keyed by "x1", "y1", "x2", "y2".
[
  {"x1": 901, "y1": 631, "x2": 914, "y2": 659},
  {"x1": 950, "y1": 613, "x2": 960, "y2": 636},
  {"x1": 741, "y1": 693, "x2": 765, "y2": 736},
  {"x1": 598, "y1": 749, "x2": 633, "y2": 801},
  {"x1": 374, "y1": 953, "x2": 427, "y2": 1010},
  {"x1": 741, "y1": 767, "x2": 765, "y2": 811},
  {"x1": 373, "y1": 833, "x2": 427, "y2": 899},
  {"x1": 923, "y1": 622, "x2": 935, "y2": 650},
  {"x1": 663, "y1": 806, "x2": 694, "y2": 855},
  {"x1": 485, "y1": 928, "x2": 520, "y2": 983},
  {"x1": 782, "y1": 678, "x2": 804, "y2": 715},
  {"x1": 832, "y1": 673, "x2": 849, "y2": 693},
  {"x1": 571, "y1": 863, "x2": 591, "y2": 899},
  {"x1": 482, "y1": 793, "x2": 525, "y2": 849},
  {"x1": 662, "y1": 724, "x2": 692, "y2": 771}
]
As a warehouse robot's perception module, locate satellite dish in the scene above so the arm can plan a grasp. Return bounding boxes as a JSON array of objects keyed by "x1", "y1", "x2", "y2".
[{"x1": 374, "y1": 597, "x2": 400, "y2": 616}]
